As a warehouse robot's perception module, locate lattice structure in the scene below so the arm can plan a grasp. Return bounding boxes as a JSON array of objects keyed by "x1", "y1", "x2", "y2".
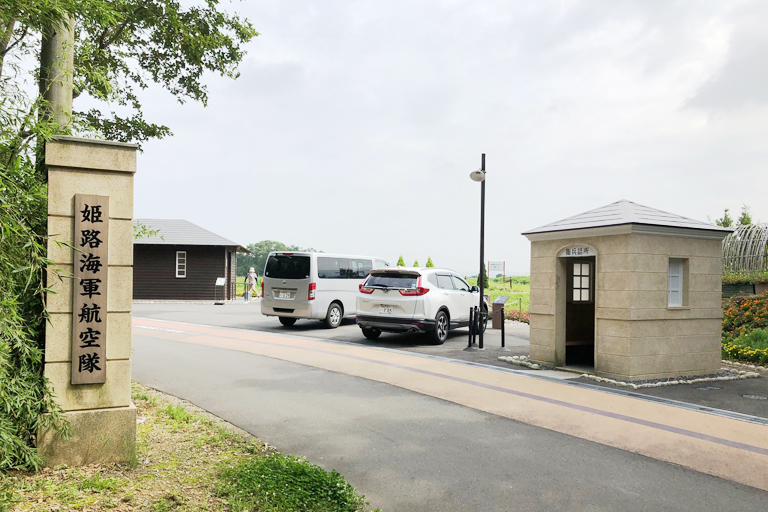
[{"x1": 722, "y1": 223, "x2": 768, "y2": 274}]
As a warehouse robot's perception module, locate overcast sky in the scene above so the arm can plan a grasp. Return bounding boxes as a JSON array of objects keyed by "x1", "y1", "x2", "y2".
[{"x1": 128, "y1": 0, "x2": 768, "y2": 275}]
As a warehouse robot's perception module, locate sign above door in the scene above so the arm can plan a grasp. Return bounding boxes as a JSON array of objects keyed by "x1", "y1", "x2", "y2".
[{"x1": 558, "y1": 246, "x2": 594, "y2": 258}]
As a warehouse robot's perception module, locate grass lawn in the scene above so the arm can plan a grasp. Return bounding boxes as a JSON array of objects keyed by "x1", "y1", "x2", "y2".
[
  {"x1": 1, "y1": 383, "x2": 379, "y2": 512},
  {"x1": 466, "y1": 276, "x2": 530, "y2": 312}
]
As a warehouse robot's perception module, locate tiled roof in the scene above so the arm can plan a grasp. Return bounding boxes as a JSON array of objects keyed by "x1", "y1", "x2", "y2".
[
  {"x1": 522, "y1": 200, "x2": 733, "y2": 235},
  {"x1": 134, "y1": 219, "x2": 248, "y2": 252}
]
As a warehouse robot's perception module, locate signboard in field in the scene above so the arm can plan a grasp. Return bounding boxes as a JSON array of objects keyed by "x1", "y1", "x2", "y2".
[{"x1": 488, "y1": 261, "x2": 505, "y2": 278}]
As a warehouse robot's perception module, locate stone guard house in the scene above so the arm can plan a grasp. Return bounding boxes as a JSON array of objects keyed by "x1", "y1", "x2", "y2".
[
  {"x1": 522, "y1": 200, "x2": 731, "y2": 381},
  {"x1": 133, "y1": 219, "x2": 248, "y2": 301}
]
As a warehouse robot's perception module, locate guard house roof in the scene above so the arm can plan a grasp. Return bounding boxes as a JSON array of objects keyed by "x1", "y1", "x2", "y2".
[
  {"x1": 522, "y1": 200, "x2": 733, "y2": 240},
  {"x1": 134, "y1": 219, "x2": 249, "y2": 253}
]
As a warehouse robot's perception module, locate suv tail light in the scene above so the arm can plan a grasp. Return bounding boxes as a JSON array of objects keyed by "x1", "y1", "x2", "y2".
[
  {"x1": 308, "y1": 282, "x2": 316, "y2": 300},
  {"x1": 261, "y1": 279, "x2": 264, "y2": 298},
  {"x1": 359, "y1": 282, "x2": 374, "y2": 294},
  {"x1": 399, "y1": 276, "x2": 429, "y2": 296}
]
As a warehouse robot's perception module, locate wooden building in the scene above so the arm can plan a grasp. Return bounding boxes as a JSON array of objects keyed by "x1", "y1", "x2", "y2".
[{"x1": 133, "y1": 219, "x2": 248, "y2": 300}]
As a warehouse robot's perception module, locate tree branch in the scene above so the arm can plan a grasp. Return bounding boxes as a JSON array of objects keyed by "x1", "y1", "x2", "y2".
[{"x1": 2, "y1": 24, "x2": 29, "y2": 57}]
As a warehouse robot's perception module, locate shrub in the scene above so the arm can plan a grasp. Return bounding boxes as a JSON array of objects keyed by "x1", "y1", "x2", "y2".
[
  {"x1": 0, "y1": 145, "x2": 69, "y2": 470},
  {"x1": 219, "y1": 453, "x2": 372, "y2": 512}
]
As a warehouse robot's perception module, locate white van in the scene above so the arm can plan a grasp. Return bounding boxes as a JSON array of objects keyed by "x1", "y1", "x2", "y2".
[{"x1": 261, "y1": 252, "x2": 389, "y2": 328}]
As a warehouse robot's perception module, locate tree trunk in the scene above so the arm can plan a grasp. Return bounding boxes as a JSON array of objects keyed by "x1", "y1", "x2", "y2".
[
  {"x1": 0, "y1": 19, "x2": 16, "y2": 78},
  {"x1": 39, "y1": 15, "x2": 75, "y2": 130}
]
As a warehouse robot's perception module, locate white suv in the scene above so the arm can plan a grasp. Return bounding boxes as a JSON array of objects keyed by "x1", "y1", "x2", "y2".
[{"x1": 355, "y1": 268, "x2": 489, "y2": 344}]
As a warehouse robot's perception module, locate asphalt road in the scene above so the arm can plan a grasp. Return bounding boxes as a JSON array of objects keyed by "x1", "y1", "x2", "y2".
[
  {"x1": 132, "y1": 301, "x2": 532, "y2": 367},
  {"x1": 132, "y1": 332, "x2": 768, "y2": 511},
  {"x1": 133, "y1": 301, "x2": 768, "y2": 418}
]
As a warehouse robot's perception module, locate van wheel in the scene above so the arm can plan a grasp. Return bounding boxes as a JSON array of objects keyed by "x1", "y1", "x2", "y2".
[
  {"x1": 362, "y1": 328, "x2": 381, "y2": 340},
  {"x1": 324, "y1": 303, "x2": 343, "y2": 329},
  {"x1": 431, "y1": 311, "x2": 449, "y2": 345},
  {"x1": 279, "y1": 317, "x2": 296, "y2": 327}
]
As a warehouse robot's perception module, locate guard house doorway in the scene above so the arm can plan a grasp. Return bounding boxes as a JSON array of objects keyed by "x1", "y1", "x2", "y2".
[{"x1": 565, "y1": 256, "x2": 595, "y2": 368}]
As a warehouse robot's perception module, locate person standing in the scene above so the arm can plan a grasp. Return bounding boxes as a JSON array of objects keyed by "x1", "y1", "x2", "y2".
[{"x1": 246, "y1": 267, "x2": 259, "y2": 300}]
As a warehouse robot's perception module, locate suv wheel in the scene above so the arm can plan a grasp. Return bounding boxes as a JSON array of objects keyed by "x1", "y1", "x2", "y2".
[
  {"x1": 362, "y1": 327, "x2": 381, "y2": 340},
  {"x1": 431, "y1": 311, "x2": 449, "y2": 345},
  {"x1": 324, "y1": 302, "x2": 343, "y2": 329},
  {"x1": 279, "y1": 317, "x2": 296, "y2": 327}
]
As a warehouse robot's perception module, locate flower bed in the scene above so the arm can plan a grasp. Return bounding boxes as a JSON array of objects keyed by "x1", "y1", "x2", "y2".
[
  {"x1": 722, "y1": 293, "x2": 768, "y2": 339},
  {"x1": 504, "y1": 309, "x2": 529, "y2": 324}
]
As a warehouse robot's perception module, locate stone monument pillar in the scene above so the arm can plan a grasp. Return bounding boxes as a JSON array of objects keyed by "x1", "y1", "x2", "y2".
[{"x1": 37, "y1": 136, "x2": 137, "y2": 465}]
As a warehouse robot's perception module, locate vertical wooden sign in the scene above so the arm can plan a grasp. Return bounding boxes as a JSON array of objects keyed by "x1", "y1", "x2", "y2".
[{"x1": 72, "y1": 194, "x2": 109, "y2": 384}]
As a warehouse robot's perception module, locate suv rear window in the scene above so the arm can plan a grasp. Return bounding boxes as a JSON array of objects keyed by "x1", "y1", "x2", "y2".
[
  {"x1": 365, "y1": 272, "x2": 418, "y2": 289},
  {"x1": 264, "y1": 254, "x2": 311, "y2": 280}
]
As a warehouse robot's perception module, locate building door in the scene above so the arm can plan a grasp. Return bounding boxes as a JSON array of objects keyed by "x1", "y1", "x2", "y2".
[{"x1": 565, "y1": 257, "x2": 595, "y2": 367}]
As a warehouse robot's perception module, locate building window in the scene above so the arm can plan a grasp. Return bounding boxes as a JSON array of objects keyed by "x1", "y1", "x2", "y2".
[
  {"x1": 668, "y1": 258, "x2": 687, "y2": 307},
  {"x1": 572, "y1": 262, "x2": 591, "y2": 302},
  {"x1": 176, "y1": 251, "x2": 187, "y2": 278}
]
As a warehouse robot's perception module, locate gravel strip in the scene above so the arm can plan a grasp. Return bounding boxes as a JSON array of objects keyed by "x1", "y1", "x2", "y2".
[{"x1": 580, "y1": 369, "x2": 760, "y2": 389}]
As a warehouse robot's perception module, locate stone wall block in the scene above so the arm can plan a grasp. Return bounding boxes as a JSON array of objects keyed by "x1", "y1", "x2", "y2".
[
  {"x1": 597, "y1": 319, "x2": 630, "y2": 338},
  {"x1": 596, "y1": 335, "x2": 630, "y2": 356},
  {"x1": 48, "y1": 170, "x2": 134, "y2": 219},
  {"x1": 529, "y1": 344, "x2": 555, "y2": 365},
  {"x1": 46, "y1": 138, "x2": 137, "y2": 173},
  {"x1": 598, "y1": 253, "x2": 630, "y2": 273},
  {"x1": 37, "y1": 404, "x2": 136, "y2": 467},
  {"x1": 107, "y1": 313, "x2": 132, "y2": 360},
  {"x1": 107, "y1": 267, "x2": 133, "y2": 312},
  {"x1": 529, "y1": 326, "x2": 554, "y2": 346},
  {"x1": 109, "y1": 220, "x2": 134, "y2": 266},
  {"x1": 44, "y1": 360, "x2": 131, "y2": 411},
  {"x1": 595, "y1": 353, "x2": 629, "y2": 377},
  {"x1": 529, "y1": 272, "x2": 555, "y2": 290},
  {"x1": 596, "y1": 290, "x2": 631, "y2": 310},
  {"x1": 596, "y1": 272, "x2": 631, "y2": 291},
  {"x1": 46, "y1": 265, "x2": 74, "y2": 313},
  {"x1": 48, "y1": 215, "x2": 74, "y2": 265}
]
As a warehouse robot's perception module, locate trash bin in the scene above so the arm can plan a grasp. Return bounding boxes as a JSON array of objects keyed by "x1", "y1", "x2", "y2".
[{"x1": 492, "y1": 296, "x2": 509, "y2": 329}]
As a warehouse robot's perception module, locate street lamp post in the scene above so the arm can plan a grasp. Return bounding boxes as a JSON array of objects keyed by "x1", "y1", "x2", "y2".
[{"x1": 469, "y1": 154, "x2": 486, "y2": 350}]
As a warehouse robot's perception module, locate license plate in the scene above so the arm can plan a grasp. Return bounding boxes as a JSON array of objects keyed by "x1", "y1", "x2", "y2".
[
  {"x1": 378, "y1": 305, "x2": 393, "y2": 314},
  {"x1": 278, "y1": 291, "x2": 291, "y2": 299}
]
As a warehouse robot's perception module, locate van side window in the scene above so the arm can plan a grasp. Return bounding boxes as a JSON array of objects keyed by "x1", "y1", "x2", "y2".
[
  {"x1": 374, "y1": 259, "x2": 389, "y2": 269},
  {"x1": 436, "y1": 274, "x2": 455, "y2": 290},
  {"x1": 350, "y1": 259, "x2": 373, "y2": 278},
  {"x1": 318, "y1": 257, "x2": 372, "y2": 279}
]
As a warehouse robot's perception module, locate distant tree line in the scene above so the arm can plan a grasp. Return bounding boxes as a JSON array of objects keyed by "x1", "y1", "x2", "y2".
[
  {"x1": 396, "y1": 255, "x2": 434, "y2": 267},
  {"x1": 237, "y1": 241, "x2": 320, "y2": 276}
]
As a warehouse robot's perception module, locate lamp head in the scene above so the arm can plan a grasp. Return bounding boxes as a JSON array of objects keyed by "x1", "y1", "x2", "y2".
[{"x1": 469, "y1": 170, "x2": 486, "y2": 182}]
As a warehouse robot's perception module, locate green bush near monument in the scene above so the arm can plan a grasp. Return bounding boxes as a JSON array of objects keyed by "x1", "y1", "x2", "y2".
[{"x1": 0, "y1": 137, "x2": 69, "y2": 470}]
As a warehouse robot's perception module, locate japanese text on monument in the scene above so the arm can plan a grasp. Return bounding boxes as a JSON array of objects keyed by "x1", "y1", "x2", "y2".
[{"x1": 71, "y1": 195, "x2": 109, "y2": 385}]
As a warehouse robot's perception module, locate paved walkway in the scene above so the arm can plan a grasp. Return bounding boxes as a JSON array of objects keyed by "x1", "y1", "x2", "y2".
[{"x1": 132, "y1": 317, "x2": 768, "y2": 492}]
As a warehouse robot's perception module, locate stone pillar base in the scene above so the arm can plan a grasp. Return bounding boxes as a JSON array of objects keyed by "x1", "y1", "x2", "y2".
[{"x1": 37, "y1": 403, "x2": 136, "y2": 467}]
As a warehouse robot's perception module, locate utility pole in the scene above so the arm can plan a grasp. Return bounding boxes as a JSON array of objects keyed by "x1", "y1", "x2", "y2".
[{"x1": 478, "y1": 153, "x2": 485, "y2": 349}]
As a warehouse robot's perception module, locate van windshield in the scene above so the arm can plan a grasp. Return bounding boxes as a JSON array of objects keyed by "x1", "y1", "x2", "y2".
[
  {"x1": 365, "y1": 273, "x2": 419, "y2": 289},
  {"x1": 264, "y1": 254, "x2": 311, "y2": 280}
]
